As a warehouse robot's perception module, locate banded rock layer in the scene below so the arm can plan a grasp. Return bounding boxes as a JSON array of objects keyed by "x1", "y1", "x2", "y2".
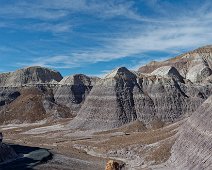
[
  {"x1": 69, "y1": 66, "x2": 212, "y2": 130},
  {"x1": 161, "y1": 96, "x2": 212, "y2": 170},
  {"x1": 69, "y1": 67, "x2": 144, "y2": 130}
]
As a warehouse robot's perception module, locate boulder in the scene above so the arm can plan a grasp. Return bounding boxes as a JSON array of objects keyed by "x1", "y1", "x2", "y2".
[{"x1": 0, "y1": 143, "x2": 18, "y2": 163}]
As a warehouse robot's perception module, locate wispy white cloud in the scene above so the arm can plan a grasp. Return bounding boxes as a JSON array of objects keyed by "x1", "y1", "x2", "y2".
[
  {"x1": 19, "y1": 10, "x2": 212, "y2": 70},
  {"x1": 29, "y1": 14, "x2": 212, "y2": 67},
  {"x1": 0, "y1": 0, "x2": 140, "y2": 21},
  {"x1": 0, "y1": 0, "x2": 140, "y2": 34},
  {"x1": 23, "y1": 22, "x2": 72, "y2": 33},
  {"x1": 0, "y1": 46, "x2": 20, "y2": 53},
  {"x1": 0, "y1": 3, "x2": 68, "y2": 20},
  {"x1": 38, "y1": 0, "x2": 141, "y2": 20},
  {"x1": 0, "y1": 22, "x2": 7, "y2": 28},
  {"x1": 17, "y1": 56, "x2": 77, "y2": 69},
  {"x1": 2, "y1": 0, "x2": 212, "y2": 73}
]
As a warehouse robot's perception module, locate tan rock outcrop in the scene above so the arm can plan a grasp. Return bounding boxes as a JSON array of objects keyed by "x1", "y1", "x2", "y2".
[{"x1": 105, "y1": 160, "x2": 120, "y2": 170}]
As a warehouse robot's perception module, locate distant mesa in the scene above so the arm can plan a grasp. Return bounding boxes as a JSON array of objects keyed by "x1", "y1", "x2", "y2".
[
  {"x1": 139, "y1": 45, "x2": 212, "y2": 83},
  {"x1": 0, "y1": 66, "x2": 63, "y2": 87},
  {"x1": 0, "y1": 67, "x2": 99, "y2": 124}
]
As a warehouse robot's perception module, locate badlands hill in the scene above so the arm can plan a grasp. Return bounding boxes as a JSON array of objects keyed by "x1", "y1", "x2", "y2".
[
  {"x1": 69, "y1": 67, "x2": 143, "y2": 130},
  {"x1": 139, "y1": 45, "x2": 212, "y2": 83},
  {"x1": 69, "y1": 64, "x2": 212, "y2": 130},
  {"x1": 54, "y1": 74, "x2": 100, "y2": 116},
  {"x1": 0, "y1": 45, "x2": 211, "y2": 127},
  {"x1": 0, "y1": 68, "x2": 98, "y2": 124},
  {"x1": 0, "y1": 87, "x2": 72, "y2": 124}
]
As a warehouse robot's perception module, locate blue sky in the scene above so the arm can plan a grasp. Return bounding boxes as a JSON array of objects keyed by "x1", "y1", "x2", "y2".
[{"x1": 0, "y1": 0, "x2": 211, "y2": 77}]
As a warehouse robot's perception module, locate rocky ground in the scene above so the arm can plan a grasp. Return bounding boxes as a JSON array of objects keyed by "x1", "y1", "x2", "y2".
[{"x1": 0, "y1": 118, "x2": 183, "y2": 170}]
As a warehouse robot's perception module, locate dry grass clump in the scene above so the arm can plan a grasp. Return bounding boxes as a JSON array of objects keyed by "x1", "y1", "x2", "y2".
[
  {"x1": 145, "y1": 141, "x2": 174, "y2": 164},
  {"x1": 149, "y1": 118, "x2": 165, "y2": 130},
  {"x1": 0, "y1": 87, "x2": 47, "y2": 123},
  {"x1": 0, "y1": 87, "x2": 74, "y2": 124},
  {"x1": 78, "y1": 123, "x2": 179, "y2": 152}
]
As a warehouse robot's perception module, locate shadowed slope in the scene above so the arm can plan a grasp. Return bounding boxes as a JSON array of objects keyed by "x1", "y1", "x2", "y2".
[
  {"x1": 0, "y1": 143, "x2": 18, "y2": 163},
  {"x1": 0, "y1": 144, "x2": 52, "y2": 170},
  {"x1": 54, "y1": 74, "x2": 99, "y2": 115}
]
